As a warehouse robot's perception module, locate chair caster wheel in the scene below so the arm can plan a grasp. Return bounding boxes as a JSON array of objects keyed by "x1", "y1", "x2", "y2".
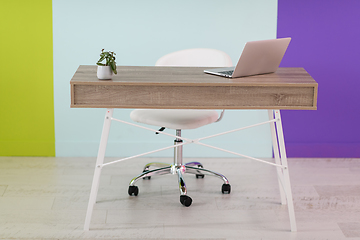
[
  {"x1": 180, "y1": 195, "x2": 192, "y2": 207},
  {"x1": 196, "y1": 174, "x2": 205, "y2": 179},
  {"x1": 195, "y1": 164, "x2": 204, "y2": 178},
  {"x1": 142, "y1": 170, "x2": 151, "y2": 180},
  {"x1": 128, "y1": 186, "x2": 139, "y2": 196},
  {"x1": 221, "y1": 184, "x2": 231, "y2": 194}
]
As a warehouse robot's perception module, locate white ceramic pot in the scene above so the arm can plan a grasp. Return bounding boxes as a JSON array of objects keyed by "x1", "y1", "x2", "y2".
[{"x1": 97, "y1": 65, "x2": 113, "y2": 80}]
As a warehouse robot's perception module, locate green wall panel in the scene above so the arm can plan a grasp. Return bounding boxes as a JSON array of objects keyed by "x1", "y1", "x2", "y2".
[{"x1": 0, "y1": 0, "x2": 55, "y2": 156}]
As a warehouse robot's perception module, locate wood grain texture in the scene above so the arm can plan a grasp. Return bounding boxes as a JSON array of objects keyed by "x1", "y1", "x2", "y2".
[{"x1": 70, "y1": 65, "x2": 318, "y2": 110}]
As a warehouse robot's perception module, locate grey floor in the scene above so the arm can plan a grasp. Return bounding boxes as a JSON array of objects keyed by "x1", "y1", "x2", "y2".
[{"x1": 0, "y1": 157, "x2": 360, "y2": 239}]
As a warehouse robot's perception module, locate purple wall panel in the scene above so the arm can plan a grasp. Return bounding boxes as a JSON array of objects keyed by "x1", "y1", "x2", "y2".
[{"x1": 277, "y1": 1, "x2": 360, "y2": 157}]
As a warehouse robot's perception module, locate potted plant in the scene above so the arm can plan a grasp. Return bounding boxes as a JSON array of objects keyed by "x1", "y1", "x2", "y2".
[{"x1": 96, "y1": 49, "x2": 117, "y2": 80}]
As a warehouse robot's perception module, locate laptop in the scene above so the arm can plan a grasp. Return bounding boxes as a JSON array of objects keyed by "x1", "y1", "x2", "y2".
[{"x1": 204, "y1": 37, "x2": 291, "y2": 78}]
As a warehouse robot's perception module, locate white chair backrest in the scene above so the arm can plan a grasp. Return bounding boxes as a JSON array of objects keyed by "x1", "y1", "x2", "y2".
[{"x1": 155, "y1": 48, "x2": 233, "y2": 67}]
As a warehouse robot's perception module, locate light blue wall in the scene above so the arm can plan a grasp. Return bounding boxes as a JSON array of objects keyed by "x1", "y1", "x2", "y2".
[{"x1": 53, "y1": 0, "x2": 278, "y2": 157}]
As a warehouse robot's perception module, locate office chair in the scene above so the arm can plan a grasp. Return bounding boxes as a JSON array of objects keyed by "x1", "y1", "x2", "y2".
[{"x1": 127, "y1": 48, "x2": 233, "y2": 207}]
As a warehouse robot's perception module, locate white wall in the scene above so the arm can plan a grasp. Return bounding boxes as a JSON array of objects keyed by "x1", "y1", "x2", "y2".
[{"x1": 53, "y1": 0, "x2": 278, "y2": 157}]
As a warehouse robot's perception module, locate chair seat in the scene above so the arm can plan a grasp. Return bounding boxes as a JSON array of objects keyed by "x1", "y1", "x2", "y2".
[{"x1": 130, "y1": 109, "x2": 219, "y2": 130}]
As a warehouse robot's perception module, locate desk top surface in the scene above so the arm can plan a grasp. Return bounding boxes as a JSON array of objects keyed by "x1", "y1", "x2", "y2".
[
  {"x1": 71, "y1": 65, "x2": 317, "y2": 87},
  {"x1": 70, "y1": 66, "x2": 318, "y2": 110}
]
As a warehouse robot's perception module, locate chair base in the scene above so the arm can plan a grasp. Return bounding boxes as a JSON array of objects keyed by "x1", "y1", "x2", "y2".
[{"x1": 128, "y1": 161, "x2": 230, "y2": 207}]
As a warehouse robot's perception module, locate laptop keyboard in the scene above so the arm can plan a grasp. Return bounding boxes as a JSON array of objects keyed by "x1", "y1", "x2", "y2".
[{"x1": 219, "y1": 70, "x2": 234, "y2": 75}]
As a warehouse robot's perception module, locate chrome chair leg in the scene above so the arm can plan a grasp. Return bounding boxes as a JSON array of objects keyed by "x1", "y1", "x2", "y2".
[
  {"x1": 142, "y1": 162, "x2": 171, "y2": 180},
  {"x1": 177, "y1": 166, "x2": 192, "y2": 207},
  {"x1": 143, "y1": 162, "x2": 171, "y2": 171},
  {"x1": 177, "y1": 167, "x2": 187, "y2": 195},
  {"x1": 128, "y1": 166, "x2": 172, "y2": 196},
  {"x1": 185, "y1": 162, "x2": 204, "y2": 178},
  {"x1": 184, "y1": 161, "x2": 203, "y2": 167},
  {"x1": 185, "y1": 165, "x2": 231, "y2": 194},
  {"x1": 185, "y1": 166, "x2": 229, "y2": 184}
]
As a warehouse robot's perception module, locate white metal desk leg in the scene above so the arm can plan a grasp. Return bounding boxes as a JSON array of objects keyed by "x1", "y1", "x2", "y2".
[
  {"x1": 268, "y1": 110, "x2": 286, "y2": 205},
  {"x1": 274, "y1": 110, "x2": 297, "y2": 232},
  {"x1": 84, "y1": 109, "x2": 114, "y2": 231}
]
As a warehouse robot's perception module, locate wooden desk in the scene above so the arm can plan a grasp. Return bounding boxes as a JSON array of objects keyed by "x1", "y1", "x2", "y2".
[
  {"x1": 70, "y1": 65, "x2": 317, "y2": 232},
  {"x1": 71, "y1": 65, "x2": 317, "y2": 110}
]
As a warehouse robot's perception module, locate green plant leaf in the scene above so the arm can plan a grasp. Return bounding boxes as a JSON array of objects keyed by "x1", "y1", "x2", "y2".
[
  {"x1": 98, "y1": 56, "x2": 105, "y2": 62},
  {"x1": 111, "y1": 62, "x2": 117, "y2": 74},
  {"x1": 96, "y1": 63, "x2": 105, "y2": 66}
]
